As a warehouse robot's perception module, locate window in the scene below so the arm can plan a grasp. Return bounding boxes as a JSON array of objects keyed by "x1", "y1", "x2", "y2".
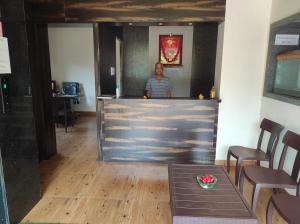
[{"x1": 273, "y1": 50, "x2": 300, "y2": 98}]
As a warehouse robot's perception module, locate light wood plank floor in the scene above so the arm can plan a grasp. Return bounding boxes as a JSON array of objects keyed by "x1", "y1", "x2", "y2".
[{"x1": 22, "y1": 116, "x2": 286, "y2": 224}]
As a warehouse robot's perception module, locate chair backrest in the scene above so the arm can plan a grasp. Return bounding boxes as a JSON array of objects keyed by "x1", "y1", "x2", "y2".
[
  {"x1": 257, "y1": 118, "x2": 284, "y2": 168},
  {"x1": 278, "y1": 131, "x2": 300, "y2": 193},
  {"x1": 61, "y1": 82, "x2": 80, "y2": 95}
]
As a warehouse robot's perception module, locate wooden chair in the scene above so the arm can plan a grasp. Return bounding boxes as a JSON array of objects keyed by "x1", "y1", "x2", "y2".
[
  {"x1": 266, "y1": 194, "x2": 300, "y2": 224},
  {"x1": 239, "y1": 130, "x2": 300, "y2": 212},
  {"x1": 227, "y1": 118, "x2": 284, "y2": 186}
]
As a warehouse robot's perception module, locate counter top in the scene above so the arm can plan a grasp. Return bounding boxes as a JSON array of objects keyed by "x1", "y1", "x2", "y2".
[{"x1": 98, "y1": 96, "x2": 221, "y2": 102}]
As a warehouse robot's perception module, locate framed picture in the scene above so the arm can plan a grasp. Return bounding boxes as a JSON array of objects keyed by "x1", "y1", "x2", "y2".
[{"x1": 159, "y1": 35, "x2": 183, "y2": 66}]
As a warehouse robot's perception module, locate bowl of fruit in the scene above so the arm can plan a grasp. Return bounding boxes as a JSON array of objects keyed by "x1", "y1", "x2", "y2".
[{"x1": 196, "y1": 174, "x2": 217, "y2": 189}]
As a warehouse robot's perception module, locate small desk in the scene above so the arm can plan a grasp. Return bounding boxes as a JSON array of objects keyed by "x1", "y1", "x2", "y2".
[
  {"x1": 168, "y1": 164, "x2": 258, "y2": 224},
  {"x1": 52, "y1": 94, "x2": 79, "y2": 133}
]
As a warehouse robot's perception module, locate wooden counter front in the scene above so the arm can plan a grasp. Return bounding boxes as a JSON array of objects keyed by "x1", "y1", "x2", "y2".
[{"x1": 98, "y1": 99, "x2": 219, "y2": 164}]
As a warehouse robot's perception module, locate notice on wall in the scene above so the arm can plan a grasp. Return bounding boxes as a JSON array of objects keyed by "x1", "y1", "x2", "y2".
[
  {"x1": 275, "y1": 34, "x2": 299, "y2": 46},
  {"x1": 0, "y1": 37, "x2": 11, "y2": 74}
]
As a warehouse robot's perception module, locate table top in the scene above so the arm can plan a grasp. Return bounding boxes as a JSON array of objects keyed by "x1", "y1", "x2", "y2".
[{"x1": 168, "y1": 164, "x2": 258, "y2": 224}]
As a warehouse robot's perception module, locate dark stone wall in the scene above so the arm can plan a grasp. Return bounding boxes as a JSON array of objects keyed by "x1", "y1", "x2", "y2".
[
  {"x1": 190, "y1": 23, "x2": 218, "y2": 98},
  {"x1": 123, "y1": 26, "x2": 149, "y2": 97}
]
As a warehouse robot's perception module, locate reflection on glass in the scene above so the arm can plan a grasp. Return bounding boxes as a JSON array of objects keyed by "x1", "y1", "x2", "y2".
[{"x1": 274, "y1": 50, "x2": 300, "y2": 98}]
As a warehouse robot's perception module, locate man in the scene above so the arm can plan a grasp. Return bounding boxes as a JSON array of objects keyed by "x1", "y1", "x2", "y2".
[{"x1": 145, "y1": 62, "x2": 171, "y2": 98}]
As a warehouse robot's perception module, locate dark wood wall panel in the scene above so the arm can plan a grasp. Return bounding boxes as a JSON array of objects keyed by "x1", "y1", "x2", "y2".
[
  {"x1": 27, "y1": 0, "x2": 226, "y2": 23},
  {"x1": 123, "y1": 26, "x2": 149, "y2": 97},
  {"x1": 99, "y1": 24, "x2": 123, "y2": 95},
  {"x1": 27, "y1": 23, "x2": 57, "y2": 160},
  {"x1": 0, "y1": 17, "x2": 41, "y2": 224},
  {"x1": 190, "y1": 23, "x2": 218, "y2": 98},
  {"x1": 26, "y1": 0, "x2": 65, "y2": 23},
  {"x1": 100, "y1": 99, "x2": 219, "y2": 163}
]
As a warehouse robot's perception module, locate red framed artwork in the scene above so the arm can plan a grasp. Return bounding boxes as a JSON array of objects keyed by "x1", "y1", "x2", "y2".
[{"x1": 159, "y1": 35, "x2": 183, "y2": 66}]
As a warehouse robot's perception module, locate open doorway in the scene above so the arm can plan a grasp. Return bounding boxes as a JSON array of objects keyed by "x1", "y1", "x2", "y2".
[{"x1": 47, "y1": 23, "x2": 97, "y2": 155}]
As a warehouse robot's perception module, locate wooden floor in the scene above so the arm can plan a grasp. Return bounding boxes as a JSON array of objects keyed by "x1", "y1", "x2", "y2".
[{"x1": 22, "y1": 116, "x2": 286, "y2": 224}]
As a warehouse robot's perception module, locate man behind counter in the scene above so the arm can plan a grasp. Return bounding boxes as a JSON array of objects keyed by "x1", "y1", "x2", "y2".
[{"x1": 145, "y1": 62, "x2": 172, "y2": 98}]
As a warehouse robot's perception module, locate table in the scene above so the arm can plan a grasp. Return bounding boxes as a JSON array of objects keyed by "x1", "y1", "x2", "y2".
[
  {"x1": 168, "y1": 164, "x2": 258, "y2": 224},
  {"x1": 52, "y1": 95, "x2": 79, "y2": 133}
]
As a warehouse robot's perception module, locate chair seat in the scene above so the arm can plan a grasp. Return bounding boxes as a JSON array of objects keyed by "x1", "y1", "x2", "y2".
[
  {"x1": 244, "y1": 166, "x2": 297, "y2": 188},
  {"x1": 272, "y1": 194, "x2": 300, "y2": 223},
  {"x1": 229, "y1": 146, "x2": 269, "y2": 161}
]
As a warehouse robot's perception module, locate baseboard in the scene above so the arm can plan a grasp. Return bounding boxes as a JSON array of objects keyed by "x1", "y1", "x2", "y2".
[
  {"x1": 76, "y1": 111, "x2": 96, "y2": 117},
  {"x1": 215, "y1": 160, "x2": 256, "y2": 166}
]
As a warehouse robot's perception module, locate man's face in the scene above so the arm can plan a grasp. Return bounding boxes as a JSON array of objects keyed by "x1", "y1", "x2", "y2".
[{"x1": 155, "y1": 63, "x2": 163, "y2": 76}]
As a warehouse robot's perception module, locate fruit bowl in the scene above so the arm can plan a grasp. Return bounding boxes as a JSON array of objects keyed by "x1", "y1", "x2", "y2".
[{"x1": 196, "y1": 174, "x2": 217, "y2": 189}]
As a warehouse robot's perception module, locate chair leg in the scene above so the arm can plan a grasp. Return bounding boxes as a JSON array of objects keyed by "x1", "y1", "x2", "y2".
[
  {"x1": 239, "y1": 167, "x2": 245, "y2": 194},
  {"x1": 227, "y1": 150, "x2": 231, "y2": 173},
  {"x1": 273, "y1": 188, "x2": 279, "y2": 194},
  {"x1": 266, "y1": 198, "x2": 273, "y2": 224},
  {"x1": 235, "y1": 159, "x2": 242, "y2": 186},
  {"x1": 251, "y1": 184, "x2": 261, "y2": 213}
]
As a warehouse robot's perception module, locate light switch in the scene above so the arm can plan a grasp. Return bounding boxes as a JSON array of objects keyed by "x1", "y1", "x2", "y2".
[{"x1": 110, "y1": 67, "x2": 115, "y2": 76}]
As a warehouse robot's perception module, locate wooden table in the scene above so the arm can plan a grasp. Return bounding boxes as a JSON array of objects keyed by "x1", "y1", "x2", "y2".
[{"x1": 168, "y1": 164, "x2": 258, "y2": 224}]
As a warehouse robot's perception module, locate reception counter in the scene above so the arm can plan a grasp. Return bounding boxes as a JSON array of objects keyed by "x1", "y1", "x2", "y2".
[{"x1": 97, "y1": 98, "x2": 220, "y2": 164}]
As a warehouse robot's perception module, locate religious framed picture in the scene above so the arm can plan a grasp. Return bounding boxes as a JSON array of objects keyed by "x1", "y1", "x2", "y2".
[{"x1": 159, "y1": 35, "x2": 183, "y2": 66}]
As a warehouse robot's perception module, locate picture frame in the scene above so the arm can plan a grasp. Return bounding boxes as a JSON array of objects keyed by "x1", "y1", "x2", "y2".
[{"x1": 159, "y1": 35, "x2": 183, "y2": 66}]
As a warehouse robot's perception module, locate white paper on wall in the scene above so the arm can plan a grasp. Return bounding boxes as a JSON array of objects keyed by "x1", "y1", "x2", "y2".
[
  {"x1": 0, "y1": 37, "x2": 11, "y2": 74},
  {"x1": 275, "y1": 34, "x2": 299, "y2": 46}
]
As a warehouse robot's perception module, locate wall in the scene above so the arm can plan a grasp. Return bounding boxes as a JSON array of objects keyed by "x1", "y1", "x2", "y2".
[
  {"x1": 0, "y1": 1, "x2": 42, "y2": 222},
  {"x1": 149, "y1": 26, "x2": 193, "y2": 97},
  {"x1": 98, "y1": 24, "x2": 123, "y2": 96},
  {"x1": 260, "y1": 0, "x2": 300, "y2": 175},
  {"x1": 123, "y1": 26, "x2": 149, "y2": 97},
  {"x1": 190, "y1": 23, "x2": 218, "y2": 98},
  {"x1": 48, "y1": 24, "x2": 96, "y2": 112},
  {"x1": 214, "y1": 22, "x2": 224, "y2": 97},
  {"x1": 216, "y1": 0, "x2": 272, "y2": 160},
  {"x1": 28, "y1": 24, "x2": 57, "y2": 161}
]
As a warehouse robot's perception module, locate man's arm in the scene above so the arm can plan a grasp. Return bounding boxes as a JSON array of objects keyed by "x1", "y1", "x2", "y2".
[
  {"x1": 145, "y1": 79, "x2": 151, "y2": 98},
  {"x1": 146, "y1": 90, "x2": 151, "y2": 98},
  {"x1": 166, "y1": 90, "x2": 171, "y2": 98}
]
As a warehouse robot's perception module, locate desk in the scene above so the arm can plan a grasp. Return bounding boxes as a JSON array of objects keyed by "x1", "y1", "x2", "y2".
[
  {"x1": 52, "y1": 95, "x2": 79, "y2": 133},
  {"x1": 98, "y1": 98, "x2": 220, "y2": 163}
]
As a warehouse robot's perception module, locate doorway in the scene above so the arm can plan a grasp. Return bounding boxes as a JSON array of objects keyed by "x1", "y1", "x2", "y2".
[{"x1": 47, "y1": 23, "x2": 97, "y2": 155}]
